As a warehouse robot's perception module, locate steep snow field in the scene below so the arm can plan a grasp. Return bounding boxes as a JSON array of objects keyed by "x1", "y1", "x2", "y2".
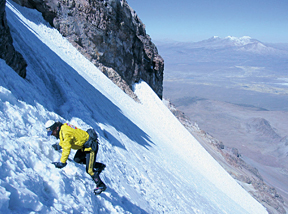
[{"x1": 0, "y1": 1, "x2": 267, "y2": 213}]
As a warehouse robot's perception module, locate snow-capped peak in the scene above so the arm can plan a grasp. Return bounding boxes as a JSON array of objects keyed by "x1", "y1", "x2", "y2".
[
  {"x1": 190, "y1": 36, "x2": 284, "y2": 55},
  {"x1": 225, "y1": 36, "x2": 254, "y2": 46},
  {"x1": 208, "y1": 35, "x2": 259, "y2": 47}
]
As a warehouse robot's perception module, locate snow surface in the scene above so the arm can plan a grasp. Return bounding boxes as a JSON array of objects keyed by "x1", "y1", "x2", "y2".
[{"x1": 0, "y1": 1, "x2": 268, "y2": 213}]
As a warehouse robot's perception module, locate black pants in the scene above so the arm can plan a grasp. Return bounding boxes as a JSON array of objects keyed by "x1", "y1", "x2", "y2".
[{"x1": 74, "y1": 148, "x2": 98, "y2": 177}]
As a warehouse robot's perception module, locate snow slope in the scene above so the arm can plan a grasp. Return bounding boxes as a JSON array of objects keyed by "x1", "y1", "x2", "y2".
[{"x1": 0, "y1": 1, "x2": 267, "y2": 213}]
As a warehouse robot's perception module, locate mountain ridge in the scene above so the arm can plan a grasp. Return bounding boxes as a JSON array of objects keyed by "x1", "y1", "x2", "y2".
[{"x1": 157, "y1": 36, "x2": 288, "y2": 56}]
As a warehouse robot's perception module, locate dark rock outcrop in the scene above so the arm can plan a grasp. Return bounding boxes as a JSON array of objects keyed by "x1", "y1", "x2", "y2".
[
  {"x1": 0, "y1": 0, "x2": 27, "y2": 78},
  {"x1": 12, "y1": 0, "x2": 164, "y2": 99}
]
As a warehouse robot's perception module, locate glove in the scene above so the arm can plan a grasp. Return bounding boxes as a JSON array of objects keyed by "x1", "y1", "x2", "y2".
[
  {"x1": 52, "y1": 143, "x2": 62, "y2": 151},
  {"x1": 52, "y1": 162, "x2": 67, "y2": 169}
]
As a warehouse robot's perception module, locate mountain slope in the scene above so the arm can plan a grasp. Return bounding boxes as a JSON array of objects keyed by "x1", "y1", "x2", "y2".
[{"x1": 0, "y1": 1, "x2": 267, "y2": 213}]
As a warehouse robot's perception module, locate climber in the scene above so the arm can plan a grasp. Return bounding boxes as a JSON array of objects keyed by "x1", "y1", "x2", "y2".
[{"x1": 45, "y1": 120, "x2": 106, "y2": 195}]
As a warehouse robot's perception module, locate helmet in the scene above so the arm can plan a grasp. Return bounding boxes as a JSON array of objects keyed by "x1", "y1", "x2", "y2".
[{"x1": 45, "y1": 120, "x2": 57, "y2": 136}]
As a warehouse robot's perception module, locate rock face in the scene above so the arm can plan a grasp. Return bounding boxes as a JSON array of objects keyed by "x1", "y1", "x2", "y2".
[
  {"x1": 12, "y1": 0, "x2": 164, "y2": 99},
  {"x1": 0, "y1": 0, "x2": 27, "y2": 78}
]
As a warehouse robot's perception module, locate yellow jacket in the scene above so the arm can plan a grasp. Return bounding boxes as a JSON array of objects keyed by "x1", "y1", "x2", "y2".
[{"x1": 59, "y1": 123, "x2": 89, "y2": 163}]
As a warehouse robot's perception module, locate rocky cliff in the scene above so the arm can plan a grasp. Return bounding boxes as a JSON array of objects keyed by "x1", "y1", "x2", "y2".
[
  {"x1": 0, "y1": 0, "x2": 27, "y2": 78},
  {"x1": 11, "y1": 0, "x2": 164, "y2": 99}
]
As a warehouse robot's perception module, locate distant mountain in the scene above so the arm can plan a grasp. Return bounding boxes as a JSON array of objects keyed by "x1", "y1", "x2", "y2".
[
  {"x1": 156, "y1": 36, "x2": 288, "y2": 79},
  {"x1": 192, "y1": 36, "x2": 260, "y2": 48},
  {"x1": 196, "y1": 36, "x2": 288, "y2": 55},
  {"x1": 157, "y1": 36, "x2": 288, "y2": 57}
]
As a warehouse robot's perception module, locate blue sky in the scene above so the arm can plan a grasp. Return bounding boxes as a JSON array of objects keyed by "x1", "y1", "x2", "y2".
[{"x1": 128, "y1": 0, "x2": 288, "y2": 43}]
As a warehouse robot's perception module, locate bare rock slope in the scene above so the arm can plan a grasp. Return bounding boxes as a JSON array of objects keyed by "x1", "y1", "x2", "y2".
[{"x1": 12, "y1": 0, "x2": 164, "y2": 99}]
